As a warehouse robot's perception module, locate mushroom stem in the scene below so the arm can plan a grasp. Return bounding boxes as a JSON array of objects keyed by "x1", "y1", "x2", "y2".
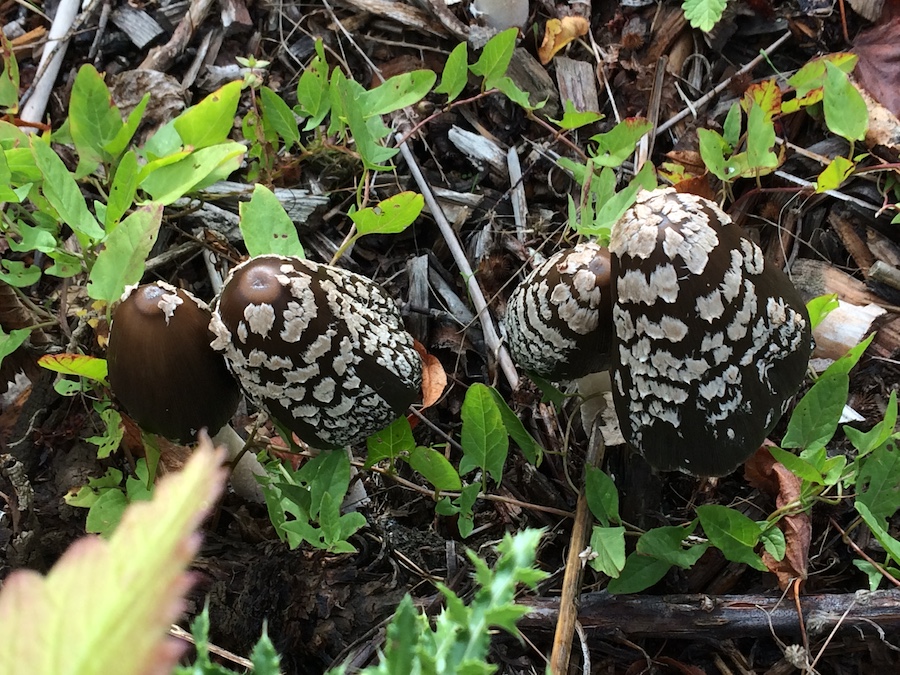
[{"x1": 210, "y1": 424, "x2": 267, "y2": 503}]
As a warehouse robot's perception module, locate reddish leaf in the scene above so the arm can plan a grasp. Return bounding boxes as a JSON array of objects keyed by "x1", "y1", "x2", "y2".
[{"x1": 745, "y1": 445, "x2": 812, "y2": 589}]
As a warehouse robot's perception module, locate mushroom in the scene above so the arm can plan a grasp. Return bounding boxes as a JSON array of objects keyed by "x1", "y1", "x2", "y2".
[
  {"x1": 107, "y1": 281, "x2": 265, "y2": 501},
  {"x1": 609, "y1": 188, "x2": 813, "y2": 476},
  {"x1": 108, "y1": 282, "x2": 241, "y2": 443},
  {"x1": 505, "y1": 242, "x2": 613, "y2": 380},
  {"x1": 209, "y1": 255, "x2": 423, "y2": 449}
]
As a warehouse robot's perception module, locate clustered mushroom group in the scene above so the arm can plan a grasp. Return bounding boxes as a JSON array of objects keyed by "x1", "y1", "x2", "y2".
[
  {"x1": 506, "y1": 187, "x2": 813, "y2": 476},
  {"x1": 108, "y1": 186, "x2": 812, "y2": 494}
]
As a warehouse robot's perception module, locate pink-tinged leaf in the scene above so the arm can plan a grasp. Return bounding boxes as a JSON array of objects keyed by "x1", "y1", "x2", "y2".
[{"x1": 0, "y1": 440, "x2": 227, "y2": 675}]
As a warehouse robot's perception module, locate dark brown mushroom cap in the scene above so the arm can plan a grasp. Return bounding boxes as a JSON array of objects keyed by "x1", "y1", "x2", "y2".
[
  {"x1": 505, "y1": 242, "x2": 613, "y2": 380},
  {"x1": 209, "y1": 255, "x2": 423, "y2": 449},
  {"x1": 107, "y1": 282, "x2": 241, "y2": 443},
  {"x1": 609, "y1": 188, "x2": 813, "y2": 476}
]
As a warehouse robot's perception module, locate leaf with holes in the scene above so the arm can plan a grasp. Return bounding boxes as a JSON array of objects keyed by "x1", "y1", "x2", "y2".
[
  {"x1": 239, "y1": 184, "x2": 305, "y2": 258},
  {"x1": 350, "y1": 191, "x2": 423, "y2": 236}
]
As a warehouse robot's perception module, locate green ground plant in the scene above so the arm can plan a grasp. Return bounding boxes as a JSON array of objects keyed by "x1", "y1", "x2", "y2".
[{"x1": 0, "y1": 22, "x2": 898, "y2": 672}]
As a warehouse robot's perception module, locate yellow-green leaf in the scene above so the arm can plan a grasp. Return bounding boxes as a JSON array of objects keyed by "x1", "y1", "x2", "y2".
[{"x1": 38, "y1": 353, "x2": 108, "y2": 383}]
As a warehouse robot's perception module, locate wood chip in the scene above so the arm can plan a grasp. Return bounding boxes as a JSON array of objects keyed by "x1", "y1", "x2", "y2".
[{"x1": 111, "y1": 5, "x2": 165, "y2": 49}]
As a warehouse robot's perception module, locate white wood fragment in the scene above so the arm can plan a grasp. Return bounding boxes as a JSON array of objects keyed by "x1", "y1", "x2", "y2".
[{"x1": 448, "y1": 125, "x2": 508, "y2": 176}]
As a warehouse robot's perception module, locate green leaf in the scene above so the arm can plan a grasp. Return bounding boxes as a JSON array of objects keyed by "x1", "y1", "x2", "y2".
[
  {"x1": 815, "y1": 155, "x2": 855, "y2": 192},
  {"x1": 856, "y1": 501, "x2": 900, "y2": 568},
  {"x1": 0, "y1": 34, "x2": 19, "y2": 113},
  {"x1": 0, "y1": 260, "x2": 40, "y2": 287},
  {"x1": 585, "y1": 466, "x2": 619, "y2": 527},
  {"x1": 88, "y1": 203, "x2": 163, "y2": 303},
  {"x1": 334, "y1": 75, "x2": 397, "y2": 170},
  {"x1": 139, "y1": 142, "x2": 246, "y2": 204},
  {"x1": 85, "y1": 487, "x2": 128, "y2": 535},
  {"x1": 0, "y1": 327, "x2": 30, "y2": 369},
  {"x1": 435, "y1": 42, "x2": 469, "y2": 103},
  {"x1": 69, "y1": 64, "x2": 122, "y2": 176},
  {"x1": 105, "y1": 150, "x2": 139, "y2": 230},
  {"x1": 455, "y1": 483, "x2": 480, "y2": 538},
  {"x1": 696, "y1": 505, "x2": 767, "y2": 571},
  {"x1": 824, "y1": 333, "x2": 873, "y2": 378},
  {"x1": 527, "y1": 374, "x2": 569, "y2": 408},
  {"x1": 37, "y1": 353, "x2": 108, "y2": 382},
  {"x1": 365, "y1": 416, "x2": 416, "y2": 468},
  {"x1": 0, "y1": 148, "x2": 20, "y2": 202},
  {"x1": 853, "y1": 559, "x2": 886, "y2": 591},
  {"x1": 494, "y1": 76, "x2": 538, "y2": 110},
  {"x1": 141, "y1": 121, "x2": 184, "y2": 160},
  {"x1": 550, "y1": 100, "x2": 604, "y2": 130},
  {"x1": 588, "y1": 526, "x2": 626, "y2": 577},
  {"x1": 823, "y1": 61, "x2": 868, "y2": 143},
  {"x1": 806, "y1": 293, "x2": 839, "y2": 330},
  {"x1": 295, "y1": 40, "x2": 331, "y2": 130},
  {"x1": 845, "y1": 391, "x2": 898, "y2": 457},
  {"x1": 7, "y1": 222, "x2": 54, "y2": 254},
  {"x1": 31, "y1": 138, "x2": 104, "y2": 241},
  {"x1": 767, "y1": 446, "x2": 824, "y2": 484},
  {"x1": 469, "y1": 28, "x2": 517, "y2": 87},
  {"x1": 64, "y1": 467, "x2": 124, "y2": 508},
  {"x1": 363, "y1": 70, "x2": 437, "y2": 116},
  {"x1": 573, "y1": 162, "x2": 656, "y2": 238},
  {"x1": 260, "y1": 86, "x2": 301, "y2": 150},
  {"x1": 722, "y1": 102, "x2": 742, "y2": 150},
  {"x1": 588, "y1": 117, "x2": 652, "y2": 168},
  {"x1": 86, "y1": 407, "x2": 124, "y2": 459},
  {"x1": 745, "y1": 101, "x2": 779, "y2": 175},
  {"x1": 487, "y1": 386, "x2": 542, "y2": 465},
  {"x1": 173, "y1": 80, "x2": 243, "y2": 149},
  {"x1": 636, "y1": 523, "x2": 708, "y2": 568},
  {"x1": 239, "y1": 184, "x2": 305, "y2": 257},
  {"x1": 856, "y1": 440, "x2": 900, "y2": 521},
  {"x1": 781, "y1": 370, "x2": 847, "y2": 451},
  {"x1": 249, "y1": 625, "x2": 281, "y2": 675},
  {"x1": 459, "y1": 383, "x2": 509, "y2": 483},
  {"x1": 788, "y1": 53, "x2": 857, "y2": 100},
  {"x1": 759, "y1": 524, "x2": 786, "y2": 560},
  {"x1": 103, "y1": 93, "x2": 150, "y2": 158},
  {"x1": 698, "y1": 127, "x2": 731, "y2": 182},
  {"x1": 349, "y1": 191, "x2": 423, "y2": 236},
  {"x1": 408, "y1": 446, "x2": 462, "y2": 491},
  {"x1": 606, "y1": 553, "x2": 672, "y2": 594},
  {"x1": 682, "y1": 0, "x2": 728, "y2": 31}
]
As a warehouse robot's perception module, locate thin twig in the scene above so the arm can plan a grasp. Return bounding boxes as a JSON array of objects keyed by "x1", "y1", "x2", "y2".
[
  {"x1": 656, "y1": 31, "x2": 792, "y2": 137},
  {"x1": 397, "y1": 136, "x2": 521, "y2": 390}
]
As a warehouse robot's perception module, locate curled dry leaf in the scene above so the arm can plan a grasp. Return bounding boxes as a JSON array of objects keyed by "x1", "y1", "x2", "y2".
[
  {"x1": 413, "y1": 339, "x2": 448, "y2": 410},
  {"x1": 538, "y1": 16, "x2": 589, "y2": 65},
  {"x1": 744, "y1": 445, "x2": 812, "y2": 589}
]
